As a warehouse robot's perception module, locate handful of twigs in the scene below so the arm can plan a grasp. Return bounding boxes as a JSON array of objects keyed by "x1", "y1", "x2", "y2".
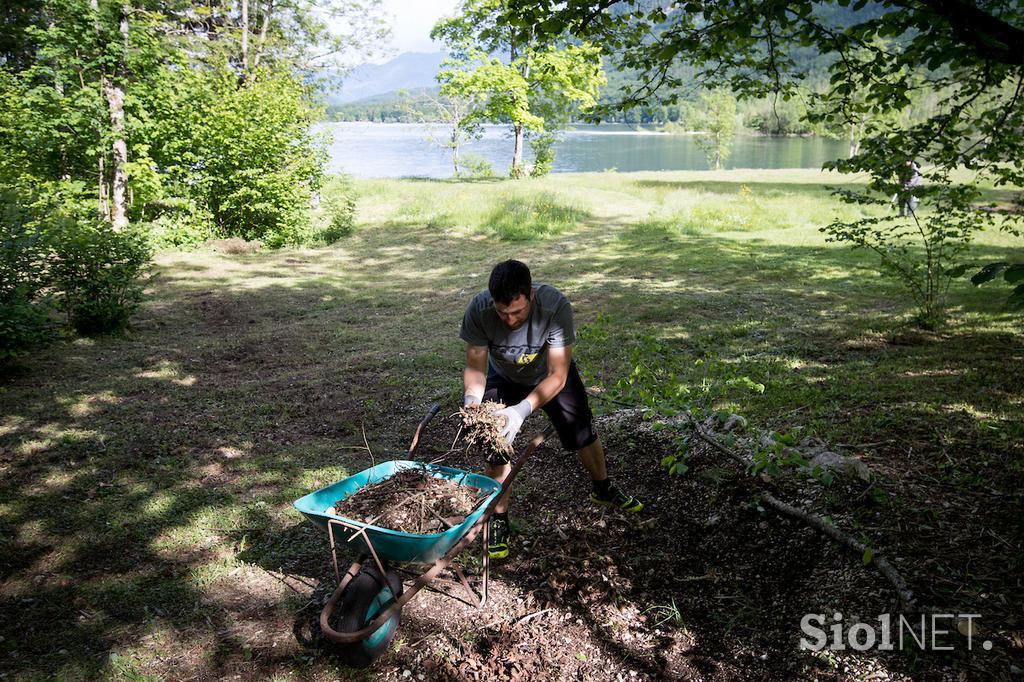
[{"x1": 459, "y1": 402, "x2": 514, "y2": 463}]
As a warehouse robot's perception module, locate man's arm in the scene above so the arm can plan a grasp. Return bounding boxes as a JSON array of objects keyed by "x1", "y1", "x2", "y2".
[
  {"x1": 493, "y1": 345, "x2": 572, "y2": 444},
  {"x1": 463, "y1": 344, "x2": 488, "y2": 405},
  {"x1": 524, "y1": 344, "x2": 571, "y2": 412}
]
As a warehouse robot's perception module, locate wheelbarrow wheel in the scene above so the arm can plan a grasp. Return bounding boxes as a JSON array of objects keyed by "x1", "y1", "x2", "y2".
[{"x1": 335, "y1": 565, "x2": 404, "y2": 667}]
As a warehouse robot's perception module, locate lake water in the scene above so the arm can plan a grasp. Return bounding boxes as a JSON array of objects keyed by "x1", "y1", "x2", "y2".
[{"x1": 319, "y1": 122, "x2": 850, "y2": 178}]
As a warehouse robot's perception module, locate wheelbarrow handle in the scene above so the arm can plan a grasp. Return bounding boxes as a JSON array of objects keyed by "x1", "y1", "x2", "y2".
[
  {"x1": 420, "y1": 402, "x2": 442, "y2": 428},
  {"x1": 487, "y1": 424, "x2": 555, "y2": 516},
  {"x1": 407, "y1": 402, "x2": 441, "y2": 457}
]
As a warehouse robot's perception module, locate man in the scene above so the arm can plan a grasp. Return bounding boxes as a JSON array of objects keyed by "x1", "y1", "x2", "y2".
[{"x1": 460, "y1": 259, "x2": 642, "y2": 560}]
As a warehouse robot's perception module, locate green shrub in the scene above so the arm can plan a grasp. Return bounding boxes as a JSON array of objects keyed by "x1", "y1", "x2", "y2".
[
  {"x1": 144, "y1": 198, "x2": 216, "y2": 249},
  {"x1": 483, "y1": 192, "x2": 586, "y2": 241},
  {"x1": 0, "y1": 291, "x2": 55, "y2": 361},
  {"x1": 458, "y1": 154, "x2": 494, "y2": 179},
  {"x1": 148, "y1": 65, "x2": 325, "y2": 248},
  {"x1": 529, "y1": 133, "x2": 558, "y2": 178},
  {"x1": 51, "y1": 223, "x2": 152, "y2": 335},
  {"x1": 0, "y1": 189, "x2": 57, "y2": 360},
  {"x1": 322, "y1": 192, "x2": 357, "y2": 242}
]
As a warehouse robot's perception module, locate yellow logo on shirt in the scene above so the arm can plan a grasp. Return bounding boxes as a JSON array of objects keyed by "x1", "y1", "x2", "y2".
[{"x1": 516, "y1": 352, "x2": 538, "y2": 365}]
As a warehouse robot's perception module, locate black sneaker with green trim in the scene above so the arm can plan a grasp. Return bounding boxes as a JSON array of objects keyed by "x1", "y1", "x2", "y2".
[
  {"x1": 488, "y1": 515, "x2": 510, "y2": 559},
  {"x1": 591, "y1": 484, "x2": 644, "y2": 513}
]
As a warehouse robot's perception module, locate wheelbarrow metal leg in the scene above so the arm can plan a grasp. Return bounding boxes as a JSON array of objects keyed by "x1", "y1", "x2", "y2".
[
  {"x1": 451, "y1": 563, "x2": 484, "y2": 608},
  {"x1": 329, "y1": 517, "x2": 387, "y2": 580},
  {"x1": 482, "y1": 519, "x2": 489, "y2": 606}
]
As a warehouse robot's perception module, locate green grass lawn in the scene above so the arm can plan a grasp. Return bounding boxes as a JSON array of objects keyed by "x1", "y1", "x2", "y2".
[{"x1": 1, "y1": 169, "x2": 1022, "y2": 680}]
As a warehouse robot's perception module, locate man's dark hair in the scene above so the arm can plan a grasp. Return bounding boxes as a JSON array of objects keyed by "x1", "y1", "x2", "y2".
[{"x1": 489, "y1": 260, "x2": 532, "y2": 305}]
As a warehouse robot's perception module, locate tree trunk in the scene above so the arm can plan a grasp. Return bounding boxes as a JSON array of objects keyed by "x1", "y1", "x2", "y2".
[
  {"x1": 509, "y1": 36, "x2": 529, "y2": 178},
  {"x1": 848, "y1": 120, "x2": 862, "y2": 158},
  {"x1": 512, "y1": 124, "x2": 525, "y2": 176},
  {"x1": 98, "y1": 153, "x2": 108, "y2": 219},
  {"x1": 48, "y1": 18, "x2": 71, "y2": 178},
  {"x1": 106, "y1": 5, "x2": 129, "y2": 232},
  {"x1": 451, "y1": 127, "x2": 460, "y2": 176},
  {"x1": 90, "y1": 0, "x2": 129, "y2": 231},
  {"x1": 90, "y1": 0, "x2": 110, "y2": 220},
  {"x1": 251, "y1": 0, "x2": 274, "y2": 76},
  {"x1": 241, "y1": 0, "x2": 249, "y2": 74}
]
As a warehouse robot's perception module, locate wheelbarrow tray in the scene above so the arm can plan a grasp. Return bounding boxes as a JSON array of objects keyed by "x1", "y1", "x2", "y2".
[{"x1": 293, "y1": 460, "x2": 502, "y2": 564}]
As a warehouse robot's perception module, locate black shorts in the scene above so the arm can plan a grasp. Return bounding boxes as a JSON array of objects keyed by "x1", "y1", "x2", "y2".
[{"x1": 483, "y1": 361, "x2": 598, "y2": 454}]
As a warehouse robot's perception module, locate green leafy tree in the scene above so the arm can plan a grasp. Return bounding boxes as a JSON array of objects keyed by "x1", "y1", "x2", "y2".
[
  {"x1": 432, "y1": 0, "x2": 605, "y2": 177},
  {"x1": 0, "y1": 0, "x2": 384, "y2": 357},
  {"x1": 507, "y1": 0, "x2": 1024, "y2": 326},
  {"x1": 401, "y1": 89, "x2": 483, "y2": 177},
  {"x1": 146, "y1": 61, "x2": 325, "y2": 245},
  {"x1": 694, "y1": 90, "x2": 737, "y2": 170}
]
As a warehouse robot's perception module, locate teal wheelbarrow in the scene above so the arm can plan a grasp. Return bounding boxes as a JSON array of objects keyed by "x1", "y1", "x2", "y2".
[{"x1": 293, "y1": 403, "x2": 553, "y2": 667}]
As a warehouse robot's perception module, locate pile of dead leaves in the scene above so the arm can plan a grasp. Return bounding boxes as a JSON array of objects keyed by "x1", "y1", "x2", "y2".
[
  {"x1": 459, "y1": 402, "x2": 513, "y2": 463},
  {"x1": 327, "y1": 467, "x2": 481, "y2": 534}
]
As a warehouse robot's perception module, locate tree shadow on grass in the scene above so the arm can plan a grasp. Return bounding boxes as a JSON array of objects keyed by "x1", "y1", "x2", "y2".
[
  {"x1": 1, "y1": 218, "x2": 1022, "y2": 679},
  {"x1": 632, "y1": 178, "x2": 1023, "y2": 204}
]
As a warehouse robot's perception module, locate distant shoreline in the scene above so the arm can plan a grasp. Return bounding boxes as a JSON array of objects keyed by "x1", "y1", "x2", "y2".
[{"x1": 317, "y1": 121, "x2": 829, "y2": 139}]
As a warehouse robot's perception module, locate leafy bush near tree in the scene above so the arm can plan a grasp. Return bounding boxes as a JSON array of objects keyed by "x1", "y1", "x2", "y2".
[
  {"x1": 146, "y1": 64, "x2": 326, "y2": 247},
  {"x1": 50, "y1": 223, "x2": 151, "y2": 336},
  {"x1": 0, "y1": 191, "x2": 54, "y2": 361},
  {"x1": 529, "y1": 133, "x2": 558, "y2": 177},
  {"x1": 0, "y1": 182, "x2": 151, "y2": 360}
]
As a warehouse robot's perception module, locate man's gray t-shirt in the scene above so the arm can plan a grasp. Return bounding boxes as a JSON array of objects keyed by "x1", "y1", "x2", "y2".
[{"x1": 459, "y1": 284, "x2": 575, "y2": 385}]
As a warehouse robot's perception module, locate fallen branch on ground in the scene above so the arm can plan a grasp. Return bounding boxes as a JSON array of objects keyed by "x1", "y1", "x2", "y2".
[{"x1": 680, "y1": 412, "x2": 918, "y2": 610}]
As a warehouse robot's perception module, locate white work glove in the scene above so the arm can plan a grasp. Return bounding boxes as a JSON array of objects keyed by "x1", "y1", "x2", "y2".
[
  {"x1": 463, "y1": 393, "x2": 481, "y2": 408},
  {"x1": 496, "y1": 399, "x2": 533, "y2": 445}
]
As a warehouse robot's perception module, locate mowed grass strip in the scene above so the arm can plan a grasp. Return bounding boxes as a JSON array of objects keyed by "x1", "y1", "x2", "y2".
[{"x1": 0, "y1": 169, "x2": 1021, "y2": 679}]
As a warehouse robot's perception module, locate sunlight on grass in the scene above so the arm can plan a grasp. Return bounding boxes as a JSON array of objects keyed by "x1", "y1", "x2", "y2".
[
  {"x1": 141, "y1": 491, "x2": 177, "y2": 518},
  {"x1": 136, "y1": 361, "x2": 197, "y2": 387},
  {"x1": 943, "y1": 402, "x2": 994, "y2": 420},
  {"x1": 151, "y1": 506, "x2": 246, "y2": 553},
  {"x1": 482, "y1": 191, "x2": 588, "y2": 240},
  {"x1": 299, "y1": 465, "x2": 351, "y2": 491},
  {"x1": 0, "y1": 415, "x2": 27, "y2": 437},
  {"x1": 62, "y1": 390, "x2": 123, "y2": 418},
  {"x1": 189, "y1": 556, "x2": 247, "y2": 587},
  {"x1": 16, "y1": 424, "x2": 100, "y2": 456},
  {"x1": 104, "y1": 652, "x2": 161, "y2": 682}
]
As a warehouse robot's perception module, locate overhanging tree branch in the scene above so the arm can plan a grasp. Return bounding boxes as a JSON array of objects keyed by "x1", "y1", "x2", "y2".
[{"x1": 905, "y1": 0, "x2": 1024, "y2": 66}]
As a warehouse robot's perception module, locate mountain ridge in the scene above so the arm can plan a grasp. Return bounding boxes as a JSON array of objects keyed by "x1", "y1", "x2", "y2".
[{"x1": 327, "y1": 51, "x2": 446, "y2": 104}]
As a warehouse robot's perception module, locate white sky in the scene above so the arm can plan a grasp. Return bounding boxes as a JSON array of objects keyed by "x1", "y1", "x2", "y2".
[{"x1": 378, "y1": 0, "x2": 458, "y2": 57}]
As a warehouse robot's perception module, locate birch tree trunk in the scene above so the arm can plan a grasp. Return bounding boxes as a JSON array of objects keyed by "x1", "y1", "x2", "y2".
[
  {"x1": 90, "y1": 0, "x2": 110, "y2": 220},
  {"x1": 451, "y1": 127, "x2": 461, "y2": 176},
  {"x1": 107, "y1": 5, "x2": 129, "y2": 232},
  {"x1": 241, "y1": 0, "x2": 249, "y2": 74},
  {"x1": 251, "y1": 0, "x2": 274, "y2": 78},
  {"x1": 509, "y1": 34, "x2": 528, "y2": 178},
  {"x1": 848, "y1": 120, "x2": 862, "y2": 158},
  {"x1": 90, "y1": 0, "x2": 129, "y2": 231}
]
